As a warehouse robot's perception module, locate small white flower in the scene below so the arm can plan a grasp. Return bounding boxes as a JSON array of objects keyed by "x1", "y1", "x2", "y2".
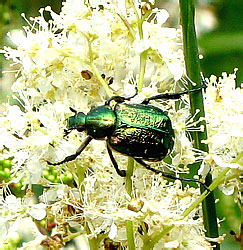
[
  {"x1": 2, "y1": 195, "x2": 22, "y2": 213},
  {"x1": 219, "y1": 184, "x2": 235, "y2": 196},
  {"x1": 164, "y1": 239, "x2": 180, "y2": 248},
  {"x1": 108, "y1": 222, "x2": 118, "y2": 239},
  {"x1": 6, "y1": 105, "x2": 26, "y2": 131},
  {"x1": 154, "y1": 9, "x2": 170, "y2": 26},
  {"x1": 133, "y1": 38, "x2": 151, "y2": 55},
  {"x1": 28, "y1": 203, "x2": 47, "y2": 220},
  {"x1": 0, "y1": 219, "x2": 10, "y2": 239}
]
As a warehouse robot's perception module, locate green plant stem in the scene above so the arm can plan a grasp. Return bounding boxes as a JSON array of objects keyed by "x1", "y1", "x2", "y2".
[
  {"x1": 90, "y1": 62, "x2": 113, "y2": 98},
  {"x1": 85, "y1": 223, "x2": 107, "y2": 249},
  {"x1": 130, "y1": 0, "x2": 140, "y2": 28},
  {"x1": 63, "y1": 232, "x2": 83, "y2": 243},
  {"x1": 179, "y1": 0, "x2": 219, "y2": 248},
  {"x1": 137, "y1": 49, "x2": 148, "y2": 92},
  {"x1": 117, "y1": 13, "x2": 136, "y2": 39},
  {"x1": 77, "y1": 163, "x2": 86, "y2": 194},
  {"x1": 134, "y1": 0, "x2": 149, "y2": 92},
  {"x1": 125, "y1": 158, "x2": 134, "y2": 248},
  {"x1": 124, "y1": 4, "x2": 149, "y2": 247},
  {"x1": 181, "y1": 167, "x2": 230, "y2": 218},
  {"x1": 126, "y1": 220, "x2": 136, "y2": 250},
  {"x1": 84, "y1": 33, "x2": 113, "y2": 98},
  {"x1": 125, "y1": 157, "x2": 134, "y2": 196},
  {"x1": 144, "y1": 225, "x2": 174, "y2": 249},
  {"x1": 142, "y1": 167, "x2": 230, "y2": 248},
  {"x1": 126, "y1": 0, "x2": 148, "y2": 197}
]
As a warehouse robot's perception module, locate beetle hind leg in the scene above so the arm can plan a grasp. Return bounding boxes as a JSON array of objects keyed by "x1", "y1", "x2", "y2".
[
  {"x1": 142, "y1": 78, "x2": 207, "y2": 104},
  {"x1": 106, "y1": 142, "x2": 126, "y2": 177},
  {"x1": 134, "y1": 158, "x2": 210, "y2": 191}
]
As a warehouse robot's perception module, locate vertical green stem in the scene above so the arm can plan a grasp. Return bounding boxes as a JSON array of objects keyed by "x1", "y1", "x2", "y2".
[
  {"x1": 125, "y1": 157, "x2": 134, "y2": 249},
  {"x1": 131, "y1": 0, "x2": 149, "y2": 92},
  {"x1": 137, "y1": 50, "x2": 148, "y2": 92},
  {"x1": 77, "y1": 163, "x2": 86, "y2": 195},
  {"x1": 84, "y1": 34, "x2": 113, "y2": 98},
  {"x1": 125, "y1": 157, "x2": 134, "y2": 196},
  {"x1": 90, "y1": 62, "x2": 113, "y2": 98},
  {"x1": 124, "y1": 3, "x2": 149, "y2": 247},
  {"x1": 85, "y1": 223, "x2": 105, "y2": 249},
  {"x1": 179, "y1": 0, "x2": 219, "y2": 248},
  {"x1": 126, "y1": 220, "x2": 136, "y2": 250}
]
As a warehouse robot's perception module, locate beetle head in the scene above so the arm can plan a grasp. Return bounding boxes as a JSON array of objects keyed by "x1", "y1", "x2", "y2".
[{"x1": 67, "y1": 108, "x2": 86, "y2": 132}]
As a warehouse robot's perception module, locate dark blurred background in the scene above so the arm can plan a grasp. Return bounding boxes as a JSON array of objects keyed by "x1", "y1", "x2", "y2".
[{"x1": 0, "y1": 1, "x2": 241, "y2": 249}]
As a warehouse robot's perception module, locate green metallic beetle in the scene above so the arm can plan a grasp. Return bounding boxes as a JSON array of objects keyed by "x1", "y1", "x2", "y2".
[{"x1": 48, "y1": 83, "x2": 209, "y2": 189}]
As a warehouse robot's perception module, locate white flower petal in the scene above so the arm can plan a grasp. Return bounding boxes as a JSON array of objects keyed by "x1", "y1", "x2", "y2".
[
  {"x1": 108, "y1": 222, "x2": 118, "y2": 240},
  {"x1": 28, "y1": 203, "x2": 46, "y2": 220}
]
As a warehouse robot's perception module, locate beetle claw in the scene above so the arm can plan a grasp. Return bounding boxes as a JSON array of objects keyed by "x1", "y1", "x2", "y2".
[
  {"x1": 47, "y1": 160, "x2": 55, "y2": 166},
  {"x1": 119, "y1": 170, "x2": 126, "y2": 177},
  {"x1": 64, "y1": 129, "x2": 71, "y2": 137},
  {"x1": 69, "y1": 107, "x2": 77, "y2": 114}
]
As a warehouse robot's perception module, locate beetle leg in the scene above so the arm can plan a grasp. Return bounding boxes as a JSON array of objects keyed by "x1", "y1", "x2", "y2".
[
  {"x1": 142, "y1": 80, "x2": 207, "y2": 104},
  {"x1": 47, "y1": 136, "x2": 93, "y2": 166},
  {"x1": 134, "y1": 158, "x2": 210, "y2": 191},
  {"x1": 105, "y1": 96, "x2": 126, "y2": 105},
  {"x1": 106, "y1": 142, "x2": 126, "y2": 177},
  {"x1": 64, "y1": 129, "x2": 72, "y2": 137},
  {"x1": 69, "y1": 107, "x2": 78, "y2": 114},
  {"x1": 105, "y1": 88, "x2": 138, "y2": 105}
]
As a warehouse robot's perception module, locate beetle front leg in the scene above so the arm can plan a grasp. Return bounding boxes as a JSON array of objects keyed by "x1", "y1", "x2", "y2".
[
  {"x1": 106, "y1": 142, "x2": 126, "y2": 177},
  {"x1": 134, "y1": 158, "x2": 210, "y2": 191},
  {"x1": 47, "y1": 136, "x2": 93, "y2": 166}
]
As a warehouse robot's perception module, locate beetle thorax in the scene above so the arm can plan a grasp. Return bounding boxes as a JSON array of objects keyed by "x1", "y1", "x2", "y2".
[{"x1": 85, "y1": 105, "x2": 116, "y2": 139}]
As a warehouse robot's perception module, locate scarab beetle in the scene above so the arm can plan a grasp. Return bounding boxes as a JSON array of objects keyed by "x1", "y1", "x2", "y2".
[{"x1": 48, "y1": 83, "x2": 209, "y2": 189}]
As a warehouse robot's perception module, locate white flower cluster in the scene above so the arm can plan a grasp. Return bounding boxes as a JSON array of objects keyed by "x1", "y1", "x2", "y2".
[
  {"x1": 0, "y1": 0, "x2": 241, "y2": 248},
  {"x1": 202, "y1": 71, "x2": 242, "y2": 195}
]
